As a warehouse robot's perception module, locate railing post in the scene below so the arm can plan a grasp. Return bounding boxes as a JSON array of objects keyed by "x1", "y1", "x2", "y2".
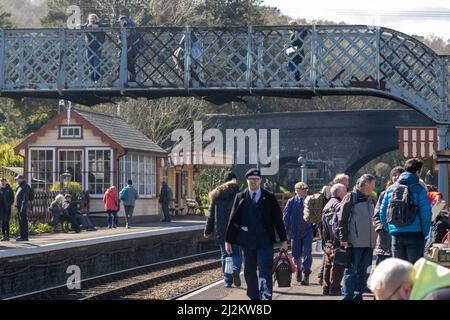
[
  {"x1": 439, "y1": 57, "x2": 449, "y2": 120},
  {"x1": 0, "y1": 29, "x2": 4, "y2": 91},
  {"x1": 19, "y1": 35, "x2": 25, "y2": 85},
  {"x1": 119, "y1": 27, "x2": 128, "y2": 94},
  {"x1": 310, "y1": 25, "x2": 317, "y2": 89},
  {"x1": 246, "y1": 26, "x2": 253, "y2": 89},
  {"x1": 57, "y1": 29, "x2": 66, "y2": 96},
  {"x1": 184, "y1": 26, "x2": 192, "y2": 90},
  {"x1": 375, "y1": 27, "x2": 381, "y2": 89}
]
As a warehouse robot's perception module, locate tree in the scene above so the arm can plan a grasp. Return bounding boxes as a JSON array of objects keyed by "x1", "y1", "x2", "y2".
[
  {"x1": 0, "y1": 143, "x2": 23, "y2": 167},
  {"x1": 194, "y1": 0, "x2": 264, "y2": 26},
  {"x1": 90, "y1": 97, "x2": 212, "y2": 149},
  {"x1": 0, "y1": 8, "x2": 13, "y2": 28},
  {"x1": 0, "y1": 98, "x2": 58, "y2": 144}
]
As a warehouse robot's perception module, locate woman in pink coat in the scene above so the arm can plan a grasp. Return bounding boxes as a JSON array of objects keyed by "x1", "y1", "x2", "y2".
[{"x1": 103, "y1": 186, "x2": 119, "y2": 228}]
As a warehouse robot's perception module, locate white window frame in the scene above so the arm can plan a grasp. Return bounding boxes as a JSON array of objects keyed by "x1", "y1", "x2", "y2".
[
  {"x1": 58, "y1": 149, "x2": 84, "y2": 187},
  {"x1": 119, "y1": 152, "x2": 156, "y2": 198},
  {"x1": 85, "y1": 147, "x2": 113, "y2": 197},
  {"x1": 28, "y1": 147, "x2": 56, "y2": 190},
  {"x1": 60, "y1": 126, "x2": 82, "y2": 138}
]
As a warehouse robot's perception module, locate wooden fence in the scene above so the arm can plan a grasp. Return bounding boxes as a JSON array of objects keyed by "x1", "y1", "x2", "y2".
[
  {"x1": 28, "y1": 191, "x2": 58, "y2": 223},
  {"x1": 275, "y1": 193, "x2": 294, "y2": 210}
]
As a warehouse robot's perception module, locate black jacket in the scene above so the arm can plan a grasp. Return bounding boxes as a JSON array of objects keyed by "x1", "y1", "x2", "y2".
[
  {"x1": 63, "y1": 201, "x2": 80, "y2": 215},
  {"x1": 225, "y1": 188, "x2": 287, "y2": 245},
  {"x1": 1, "y1": 184, "x2": 14, "y2": 209},
  {"x1": 204, "y1": 180, "x2": 240, "y2": 244},
  {"x1": 14, "y1": 181, "x2": 31, "y2": 215},
  {"x1": 373, "y1": 190, "x2": 392, "y2": 256}
]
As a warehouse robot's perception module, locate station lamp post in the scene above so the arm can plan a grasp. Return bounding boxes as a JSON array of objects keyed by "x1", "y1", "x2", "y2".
[{"x1": 297, "y1": 155, "x2": 308, "y2": 184}]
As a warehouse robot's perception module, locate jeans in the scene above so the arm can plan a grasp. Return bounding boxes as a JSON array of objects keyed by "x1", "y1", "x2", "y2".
[
  {"x1": 375, "y1": 255, "x2": 390, "y2": 266},
  {"x1": 60, "y1": 213, "x2": 81, "y2": 232},
  {"x1": 242, "y1": 245, "x2": 274, "y2": 300},
  {"x1": 392, "y1": 233, "x2": 425, "y2": 264},
  {"x1": 291, "y1": 233, "x2": 313, "y2": 273},
  {"x1": 1, "y1": 208, "x2": 11, "y2": 238},
  {"x1": 107, "y1": 211, "x2": 118, "y2": 227},
  {"x1": 87, "y1": 50, "x2": 101, "y2": 81},
  {"x1": 219, "y1": 243, "x2": 242, "y2": 285},
  {"x1": 124, "y1": 206, "x2": 135, "y2": 225},
  {"x1": 288, "y1": 61, "x2": 301, "y2": 82},
  {"x1": 128, "y1": 52, "x2": 137, "y2": 81},
  {"x1": 342, "y1": 247, "x2": 373, "y2": 300},
  {"x1": 160, "y1": 202, "x2": 170, "y2": 222},
  {"x1": 17, "y1": 208, "x2": 29, "y2": 239}
]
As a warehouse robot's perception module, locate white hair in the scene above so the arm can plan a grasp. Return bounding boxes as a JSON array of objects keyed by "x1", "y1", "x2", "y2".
[
  {"x1": 330, "y1": 183, "x2": 346, "y2": 197},
  {"x1": 333, "y1": 173, "x2": 349, "y2": 184},
  {"x1": 55, "y1": 194, "x2": 65, "y2": 203},
  {"x1": 368, "y1": 258, "x2": 414, "y2": 293}
]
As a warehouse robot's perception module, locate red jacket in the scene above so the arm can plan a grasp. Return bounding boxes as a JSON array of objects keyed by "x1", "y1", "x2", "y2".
[
  {"x1": 428, "y1": 191, "x2": 443, "y2": 206},
  {"x1": 103, "y1": 186, "x2": 118, "y2": 211}
]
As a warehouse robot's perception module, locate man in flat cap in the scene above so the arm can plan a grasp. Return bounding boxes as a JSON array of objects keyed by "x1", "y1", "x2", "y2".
[
  {"x1": 14, "y1": 175, "x2": 32, "y2": 241},
  {"x1": 225, "y1": 168, "x2": 288, "y2": 300}
]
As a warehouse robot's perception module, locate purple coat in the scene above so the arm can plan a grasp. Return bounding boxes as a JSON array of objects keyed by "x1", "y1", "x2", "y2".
[{"x1": 283, "y1": 195, "x2": 312, "y2": 240}]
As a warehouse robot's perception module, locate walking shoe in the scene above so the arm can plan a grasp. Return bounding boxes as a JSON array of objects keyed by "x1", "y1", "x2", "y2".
[
  {"x1": 112, "y1": 224, "x2": 117, "y2": 228},
  {"x1": 108, "y1": 225, "x2": 112, "y2": 229},
  {"x1": 296, "y1": 271, "x2": 302, "y2": 283},
  {"x1": 126, "y1": 224, "x2": 130, "y2": 229},
  {"x1": 322, "y1": 287, "x2": 330, "y2": 295},
  {"x1": 15, "y1": 237, "x2": 28, "y2": 241},
  {"x1": 318, "y1": 277, "x2": 323, "y2": 286},
  {"x1": 301, "y1": 272, "x2": 310, "y2": 285},
  {"x1": 225, "y1": 283, "x2": 232, "y2": 288},
  {"x1": 329, "y1": 290, "x2": 342, "y2": 296},
  {"x1": 232, "y1": 270, "x2": 241, "y2": 287}
]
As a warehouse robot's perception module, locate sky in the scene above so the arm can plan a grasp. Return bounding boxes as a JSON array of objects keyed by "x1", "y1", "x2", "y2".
[{"x1": 263, "y1": 0, "x2": 450, "y2": 41}]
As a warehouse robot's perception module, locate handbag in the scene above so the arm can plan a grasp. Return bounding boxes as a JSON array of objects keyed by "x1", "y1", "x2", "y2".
[
  {"x1": 333, "y1": 248, "x2": 351, "y2": 267},
  {"x1": 272, "y1": 249, "x2": 296, "y2": 287}
]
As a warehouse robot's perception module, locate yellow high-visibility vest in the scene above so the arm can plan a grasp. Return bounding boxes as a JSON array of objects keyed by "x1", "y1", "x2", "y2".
[{"x1": 409, "y1": 258, "x2": 450, "y2": 300}]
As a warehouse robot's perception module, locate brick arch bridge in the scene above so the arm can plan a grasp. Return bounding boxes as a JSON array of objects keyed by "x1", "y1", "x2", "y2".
[{"x1": 208, "y1": 109, "x2": 434, "y2": 189}]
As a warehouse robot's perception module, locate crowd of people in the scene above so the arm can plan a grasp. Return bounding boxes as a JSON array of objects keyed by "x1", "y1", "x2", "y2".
[
  {"x1": 83, "y1": 13, "x2": 203, "y2": 86},
  {"x1": 204, "y1": 158, "x2": 449, "y2": 301},
  {"x1": 0, "y1": 175, "x2": 142, "y2": 241}
]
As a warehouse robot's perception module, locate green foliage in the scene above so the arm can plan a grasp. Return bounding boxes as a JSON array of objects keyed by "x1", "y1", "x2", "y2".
[
  {"x1": 9, "y1": 221, "x2": 54, "y2": 237},
  {"x1": 194, "y1": 168, "x2": 228, "y2": 202},
  {"x1": 0, "y1": 143, "x2": 23, "y2": 167},
  {"x1": 50, "y1": 181, "x2": 82, "y2": 199},
  {"x1": 195, "y1": 0, "x2": 264, "y2": 26},
  {"x1": 0, "y1": 98, "x2": 58, "y2": 144},
  {"x1": 0, "y1": 8, "x2": 14, "y2": 28},
  {"x1": 279, "y1": 185, "x2": 290, "y2": 194}
]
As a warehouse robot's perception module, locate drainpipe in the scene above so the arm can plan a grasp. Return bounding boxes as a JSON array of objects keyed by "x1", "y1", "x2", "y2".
[{"x1": 117, "y1": 150, "x2": 128, "y2": 210}]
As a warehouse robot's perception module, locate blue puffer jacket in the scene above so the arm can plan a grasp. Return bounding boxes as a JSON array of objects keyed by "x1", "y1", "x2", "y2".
[{"x1": 379, "y1": 172, "x2": 431, "y2": 236}]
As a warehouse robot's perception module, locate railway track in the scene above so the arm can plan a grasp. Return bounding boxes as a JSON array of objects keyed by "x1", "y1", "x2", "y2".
[{"x1": 7, "y1": 250, "x2": 221, "y2": 300}]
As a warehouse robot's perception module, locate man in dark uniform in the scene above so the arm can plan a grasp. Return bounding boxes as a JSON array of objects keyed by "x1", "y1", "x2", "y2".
[
  {"x1": 225, "y1": 168, "x2": 288, "y2": 300},
  {"x1": 14, "y1": 175, "x2": 31, "y2": 241}
]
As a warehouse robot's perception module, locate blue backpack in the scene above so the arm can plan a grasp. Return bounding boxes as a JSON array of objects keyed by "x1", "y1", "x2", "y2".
[{"x1": 119, "y1": 187, "x2": 128, "y2": 200}]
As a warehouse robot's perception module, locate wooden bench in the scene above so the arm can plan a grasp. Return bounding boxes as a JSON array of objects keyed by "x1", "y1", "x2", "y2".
[{"x1": 186, "y1": 198, "x2": 207, "y2": 216}]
